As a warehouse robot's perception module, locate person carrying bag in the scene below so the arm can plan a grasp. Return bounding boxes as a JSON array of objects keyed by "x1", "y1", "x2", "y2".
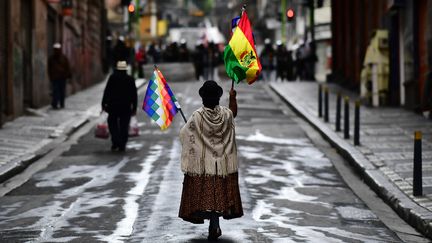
[{"x1": 101, "y1": 61, "x2": 137, "y2": 152}]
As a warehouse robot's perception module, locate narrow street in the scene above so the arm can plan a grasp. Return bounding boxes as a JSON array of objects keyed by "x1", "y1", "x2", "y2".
[
  {"x1": 2, "y1": 0, "x2": 432, "y2": 241},
  {"x1": 0, "y1": 80, "x2": 415, "y2": 242}
]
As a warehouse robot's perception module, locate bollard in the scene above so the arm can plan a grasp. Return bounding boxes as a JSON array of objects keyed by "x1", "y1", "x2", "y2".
[
  {"x1": 354, "y1": 100, "x2": 360, "y2": 146},
  {"x1": 413, "y1": 131, "x2": 423, "y2": 196},
  {"x1": 324, "y1": 87, "x2": 329, "y2": 122},
  {"x1": 318, "y1": 84, "x2": 323, "y2": 117},
  {"x1": 344, "y1": 96, "x2": 350, "y2": 139},
  {"x1": 335, "y1": 92, "x2": 341, "y2": 131}
]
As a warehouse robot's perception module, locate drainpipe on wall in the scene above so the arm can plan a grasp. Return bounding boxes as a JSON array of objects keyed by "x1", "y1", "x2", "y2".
[
  {"x1": 389, "y1": 9, "x2": 401, "y2": 106},
  {"x1": 412, "y1": 0, "x2": 420, "y2": 111},
  {"x1": 399, "y1": 12, "x2": 405, "y2": 106},
  {"x1": 281, "y1": 0, "x2": 286, "y2": 44}
]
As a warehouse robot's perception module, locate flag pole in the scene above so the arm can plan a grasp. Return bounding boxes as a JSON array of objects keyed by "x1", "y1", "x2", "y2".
[
  {"x1": 177, "y1": 106, "x2": 187, "y2": 123},
  {"x1": 241, "y1": 4, "x2": 246, "y2": 13},
  {"x1": 154, "y1": 65, "x2": 188, "y2": 123},
  {"x1": 174, "y1": 100, "x2": 187, "y2": 123}
]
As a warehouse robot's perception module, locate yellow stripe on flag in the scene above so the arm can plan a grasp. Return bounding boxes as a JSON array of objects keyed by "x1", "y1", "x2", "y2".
[
  {"x1": 155, "y1": 74, "x2": 168, "y2": 129},
  {"x1": 228, "y1": 27, "x2": 260, "y2": 83}
]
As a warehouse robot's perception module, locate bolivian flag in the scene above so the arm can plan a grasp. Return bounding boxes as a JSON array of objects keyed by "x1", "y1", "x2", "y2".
[{"x1": 224, "y1": 11, "x2": 261, "y2": 84}]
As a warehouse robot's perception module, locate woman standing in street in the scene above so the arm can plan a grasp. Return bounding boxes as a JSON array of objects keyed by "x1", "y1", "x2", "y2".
[{"x1": 179, "y1": 80, "x2": 243, "y2": 240}]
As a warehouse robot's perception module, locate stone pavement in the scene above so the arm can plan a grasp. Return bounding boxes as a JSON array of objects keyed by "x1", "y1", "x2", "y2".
[
  {"x1": 270, "y1": 81, "x2": 432, "y2": 238},
  {"x1": 0, "y1": 77, "x2": 146, "y2": 183}
]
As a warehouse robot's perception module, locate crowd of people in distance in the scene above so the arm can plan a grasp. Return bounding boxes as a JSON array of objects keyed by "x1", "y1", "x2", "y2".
[
  {"x1": 105, "y1": 35, "x2": 317, "y2": 82},
  {"x1": 260, "y1": 38, "x2": 318, "y2": 82},
  {"x1": 106, "y1": 35, "x2": 224, "y2": 81}
]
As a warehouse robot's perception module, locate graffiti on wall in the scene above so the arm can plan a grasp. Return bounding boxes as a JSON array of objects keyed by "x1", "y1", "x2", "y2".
[
  {"x1": 12, "y1": 46, "x2": 24, "y2": 113},
  {"x1": 34, "y1": 49, "x2": 48, "y2": 105},
  {"x1": 34, "y1": 51, "x2": 46, "y2": 84},
  {"x1": 12, "y1": 46, "x2": 23, "y2": 88}
]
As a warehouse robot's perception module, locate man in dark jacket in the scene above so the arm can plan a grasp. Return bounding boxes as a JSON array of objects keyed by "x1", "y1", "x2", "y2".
[
  {"x1": 275, "y1": 41, "x2": 290, "y2": 81},
  {"x1": 260, "y1": 38, "x2": 275, "y2": 81},
  {"x1": 193, "y1": 42, "x2": 205, "y2": 81},
  {"x1": 48, "y1": 43, "x2": 71, "y2": 109},
  {"x1": 102, "y1": 61, "x2": 138, "y2": 152}
]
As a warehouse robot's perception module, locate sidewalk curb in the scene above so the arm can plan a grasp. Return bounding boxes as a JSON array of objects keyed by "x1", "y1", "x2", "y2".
[
  {"x1": 0, "y1": 136, "x2": 64, "y2": 184},
  {"x1": 0, "y1": 118, "x2": 89, "y2": 185},
  {"x1": 0, "y1": 153, "x2": 39, "y2": 184},
  {"x1": 0, "y1": 78, "x2": 146, "y2": 184},
  {"x1": 270, "y1": 83, "x2": 432, "y2": 239}
]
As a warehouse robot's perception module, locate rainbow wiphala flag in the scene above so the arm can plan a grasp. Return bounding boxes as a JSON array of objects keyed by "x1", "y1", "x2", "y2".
[
  {"x1": 224, "y1": 11, "x2": 261, "y2": 84},
  {"x1": 142, "y1": 69, "x2": 178, "y2": 130}
]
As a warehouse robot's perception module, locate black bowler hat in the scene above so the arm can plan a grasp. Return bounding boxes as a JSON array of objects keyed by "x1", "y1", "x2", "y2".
[{"x1": 199, "y1": 80, "x2": 223, "y2": 99}]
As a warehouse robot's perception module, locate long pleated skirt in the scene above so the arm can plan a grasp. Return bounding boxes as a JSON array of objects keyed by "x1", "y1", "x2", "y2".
[{"x1": 178, "y1": 172, "x2": 243, "y2": 224}]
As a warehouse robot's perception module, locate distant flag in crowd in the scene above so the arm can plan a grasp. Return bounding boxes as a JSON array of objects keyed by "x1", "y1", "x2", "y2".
[
  {"x1": 142, "y1": 68, "x2": 178, "y2": 130},
  {"x1": 231, "y1": 16, "x2": 240, "y2": 33},
  {"x1": 224, "y1": 11, "x2": 261, "y2": 84}
]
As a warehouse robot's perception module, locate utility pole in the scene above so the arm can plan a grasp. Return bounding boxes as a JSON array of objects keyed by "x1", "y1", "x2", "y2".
[
  {"x1": 309, "y1": 0, "x2": 315, "y2": 44},
  {"x1": 150, "y1": 0, "x2": 157, "y2": 37},
  {"x1": 281, "y1": 0, "x2": 287, "y2": 44},
  {"x1": 308, "y1": 0, "x2": 316, "y2": 80},
  {"x1": 124, "y1": 5, "x2": 129, "y2": 33}
]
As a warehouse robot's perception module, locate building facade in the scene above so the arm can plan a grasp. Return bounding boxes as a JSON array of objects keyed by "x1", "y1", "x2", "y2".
[
  {"x1": 0, "y1": 0, "x2": 107, "y2": 126},
  {"x1": 331, "y1": 0, "x2": 432, "y2": 113}
]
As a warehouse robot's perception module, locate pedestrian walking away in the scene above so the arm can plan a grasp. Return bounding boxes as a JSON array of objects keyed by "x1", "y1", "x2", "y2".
[
  {"x1": 304, "y1": 42, "x2": 318, "y2": 81},
  {"x1": 179, "y1": 80, "x2": 243, "y2": 240},
  {"x1": 204, "y1": 42, "x2": 218, "y2": 80},
  {"x1": 48, "y1": 43, "x2": 71, "y2": 109},
  {"x1": 294, "y1": 44, "x2": 305, "y2": 80},
  {"x1": 260, "y1": 38, "x2": 275, "y2": 81},
  {"x1": 135, "y1": 45, "x2": 146, "y2": 78},
  {"x1": 112, "y1": 36, "x2": 129, "y2": 67},
  {"x1": 275, "y1": 40, "x2": 288, "y2": 81},
  {"x1": 193, "y1": 41, "x2": 205, "y2": 81},
  {"x1": 179, "y1": 39, "x2": 190, "y2": 62},
  {"x1": 102, "y1": 61, "x2": 138, "y2": 152}
]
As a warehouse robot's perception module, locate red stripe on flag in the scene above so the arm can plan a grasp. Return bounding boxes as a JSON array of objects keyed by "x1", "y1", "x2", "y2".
[{"x1": 237, "y1": 12, "x2": 255, "y2": 50}]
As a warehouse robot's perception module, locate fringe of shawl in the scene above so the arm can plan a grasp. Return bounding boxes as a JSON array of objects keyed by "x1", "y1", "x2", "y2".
[{"x1": 180, "y1": 106, "x2": 238, "y2": 177}]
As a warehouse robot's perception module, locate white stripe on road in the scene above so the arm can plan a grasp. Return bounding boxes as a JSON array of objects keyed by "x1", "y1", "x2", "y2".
[{"x1": 101, "y1": 145, "x2": 162, "y2": 243}]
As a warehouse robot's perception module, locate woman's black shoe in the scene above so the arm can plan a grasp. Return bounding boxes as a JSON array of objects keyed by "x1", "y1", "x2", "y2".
[{"x1": 207, "y1": 227, "x2": 221, "y2": 240}]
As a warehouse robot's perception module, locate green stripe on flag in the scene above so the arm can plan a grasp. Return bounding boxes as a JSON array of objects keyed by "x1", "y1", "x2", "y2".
[
  {"x1": 151, "y1": 92, "x2": 159, "y2": 100},
  {"x1": 224, "y1": 45, "x2": 248, "y2": 83},
  {"x1": 150, "y1": 82, "x2": 158, "y2": 91},
  {"x1": 151, "y1": 103, "x2": 159, "y2": 110}
]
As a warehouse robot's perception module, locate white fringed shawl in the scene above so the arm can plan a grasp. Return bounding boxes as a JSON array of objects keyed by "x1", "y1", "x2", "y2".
[{"x1": 180, "y1": 106, "x2": 238, "y2": 177}]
